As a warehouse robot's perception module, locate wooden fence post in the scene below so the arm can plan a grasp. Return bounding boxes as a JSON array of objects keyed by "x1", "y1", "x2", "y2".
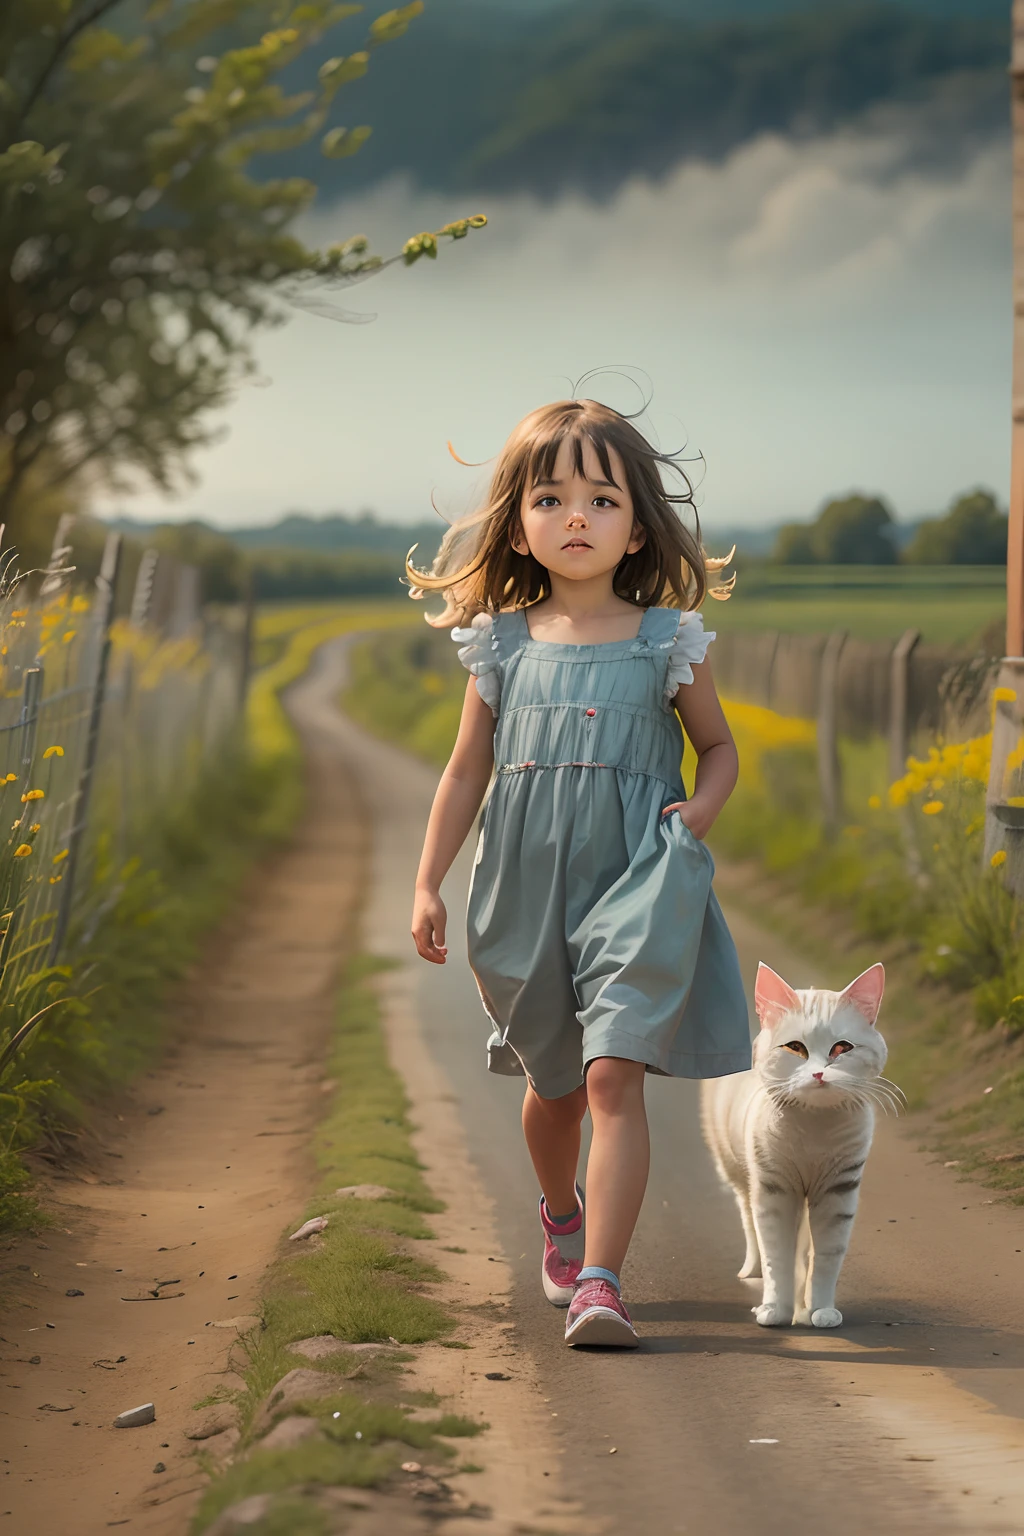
[
  {"x1": 49, "y1": 533, "x2": 123, "y2": 964},
  {"x1": 817, "y1": 631, "x2": 847, "y2": 838},
  {"x1": 129, "y1": 549, "x2": 159, "y2": 630},
  {"x1": 238, "y1": 568, "x2": 255, "y2": 713},
  {"x1": 888, "y1": 628, "x2": 921, "y2": 786},
  {"x1": 0, "y1": 667, "x2": 44, "y2": 981}
]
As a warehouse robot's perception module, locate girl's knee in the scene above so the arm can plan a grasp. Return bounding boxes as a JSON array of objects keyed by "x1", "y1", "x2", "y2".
[
  {"x1": 525, "y1": 1082, "x2": 588, "y2": 1126},
  {"x1": 586, "y1": 1056, "x2": 646, "y2": 1116}
]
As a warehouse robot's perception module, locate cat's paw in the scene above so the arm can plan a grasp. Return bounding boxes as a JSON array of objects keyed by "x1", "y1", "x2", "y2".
[
  {"x1": 753, "y1": 1303, "x2": 790, "y2": 1327},
  {"x1": 811, "y1": 1306, "x2": 843, "y2": 1329},
  {"x1": 792, "y1": 1307, "x2": 813, "y2": 1327}
]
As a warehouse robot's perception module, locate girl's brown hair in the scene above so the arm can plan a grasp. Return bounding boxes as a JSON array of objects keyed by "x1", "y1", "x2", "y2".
[{"x1": 406, "y1": 399, "x2": 735, "y2": 626}]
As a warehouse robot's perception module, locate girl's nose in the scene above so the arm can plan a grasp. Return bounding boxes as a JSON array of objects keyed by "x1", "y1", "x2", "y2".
[{"x1": 566, "y1": 507, "x2": 589, "y2": 527}]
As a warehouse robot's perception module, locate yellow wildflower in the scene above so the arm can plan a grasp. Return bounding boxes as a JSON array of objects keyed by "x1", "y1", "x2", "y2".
[
  {"x1": 61, "y1": 631, "x2": 75, "y2": 644},
  {"x1": 13, "y1": 844, "x2": 32, "y2": 858},
  {"x1": 42, "y1": 746, "x2": 63, "y2": 759},
  {"x1": 993, "y1": 687, "x2": 1018, "y2": 703},
  {"x1": 29, "y1": 823, "x2": 40, "y2": 833},
  {"x1": 48, "y1": 875, "x2": 62, "y2": 885},
  {"x1": 10, "y1": 610, "x2": 26, "y2": 619},
  {"x1": 2, "y1": 774, "x2": 15, "y2": 784},
  {"x1": 20, "y1": 789, "x2": 43, "y2": 802},
  {"x1": 71, "y1": 595, "x2": 90, "y2": 613},
  {"x1": 922, "y1": 800, "x2": 944, "y2": 815},
  {"x1": 867, "y1": 794, "x2": 881, "y2": 810},
  {"x1": 991, "y1": 850, "x2": 1007, "y2": 868},
  {"x1": 52, "y1": 849, "x2": 68, "y2": 864}
]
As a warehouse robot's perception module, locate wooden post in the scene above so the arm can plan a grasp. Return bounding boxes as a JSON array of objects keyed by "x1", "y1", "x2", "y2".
[
  {"x1": 129, "y1": 549, "x2": 159, "y2": 629},
  {"x1": 817, "y1": 631, "x2": 847, "y2": 838},
  {"x1": 888, "y1": 628, "x2": 921, "y2": 785},
  {"x1": 1010, "y1": 0, "x2": 1024, "y2": 661},
  {"x1": 238, "y1": 567, "x2": 255, "y2": 714},
  {"x1": 48, "y1": 533, "x2": 123, "y2": 963},
  {"x1": 38, "y1": 513, "x2": 76, "y2": 599},
  {"x1": 984, "y1": 5, "x2": 1024, "y2": 868}
]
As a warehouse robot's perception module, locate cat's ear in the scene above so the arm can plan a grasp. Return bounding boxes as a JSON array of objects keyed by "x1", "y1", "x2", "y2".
[
  {"x1": 838, "y1": 963, "x2": 885, "y2": 1025},
  {"x1": 754, "y1": 963, "x2": 800, "y2": 1029}
]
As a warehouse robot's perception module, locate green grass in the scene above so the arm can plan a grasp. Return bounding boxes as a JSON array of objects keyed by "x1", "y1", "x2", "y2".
[
  {"x1": 190, "y1": 956, "x2": 482, "y2": 1534},
  {"x1": 716, "y1": 564, "x2": 1005, "y2": 643}
]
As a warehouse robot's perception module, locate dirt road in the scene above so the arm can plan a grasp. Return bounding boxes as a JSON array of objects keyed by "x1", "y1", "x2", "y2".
[
  {"x1": 4, "y1": 635, "x2": 1024, "y2": 1535},
  {"x1": 301, "y1": 636, "x2": 1024, "y2": 1536},
  {"x1": 0, "y1": 666, "x2": 369, "y2": 1531}
]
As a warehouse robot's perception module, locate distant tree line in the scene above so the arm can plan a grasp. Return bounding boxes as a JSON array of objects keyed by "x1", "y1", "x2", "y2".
[{"x1": 771, "y1": 490, "x2": 1007, "y2": 566}]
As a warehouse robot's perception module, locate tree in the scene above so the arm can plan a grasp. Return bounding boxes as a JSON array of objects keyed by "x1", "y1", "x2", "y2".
[
  {"x1": 0, "y1": 2, "x2": 485, "y2": 524},
  {"x1": 904, "y1": 489, "x2": 1008, "y2": 565},
  {"x1": 771, "y1": 493, "x2": 896, "y2": 565},
  {"x1": 772, "y1": 521, "x2": 816, "y2": 564}
]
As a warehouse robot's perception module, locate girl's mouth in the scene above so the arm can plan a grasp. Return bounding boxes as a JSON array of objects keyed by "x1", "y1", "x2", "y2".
[{"x1": 562, "y1": 539, "x2": 592, "y2": 550}]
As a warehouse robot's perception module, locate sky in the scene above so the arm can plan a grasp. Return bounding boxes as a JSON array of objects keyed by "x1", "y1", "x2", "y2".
[{"x1": 105, "y1": 112, "x2": 1011, "y2": 538}]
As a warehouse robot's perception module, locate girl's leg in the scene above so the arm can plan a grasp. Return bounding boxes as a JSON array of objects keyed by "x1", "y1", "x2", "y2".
[
  {"x1": 522, "y1": 1081, "x2": 588, "y2": 1215},
  {"x1": 582, "y1": 1056, "x2": 649, "y2": 1278}
]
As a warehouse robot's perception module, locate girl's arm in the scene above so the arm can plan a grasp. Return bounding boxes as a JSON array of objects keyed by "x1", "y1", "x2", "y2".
[
  {"x1": 662, "y1": 659, "x2": 738, "y2": 840},
  {"x1": 412, "y1": 678, "x2": 496, "y2": 964}
]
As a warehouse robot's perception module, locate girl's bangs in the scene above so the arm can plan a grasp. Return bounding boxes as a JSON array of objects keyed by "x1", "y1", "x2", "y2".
[{"x1": 526, "y1": 422, "x2": 622, "y2": 491}]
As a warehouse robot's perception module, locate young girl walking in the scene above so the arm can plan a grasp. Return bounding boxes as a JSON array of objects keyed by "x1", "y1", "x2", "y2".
[{"x1": 410, "y1": 398, "x2": 751, "y2": 1347}]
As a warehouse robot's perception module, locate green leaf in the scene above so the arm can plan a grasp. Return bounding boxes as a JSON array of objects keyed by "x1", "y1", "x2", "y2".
[
  {"x1": 318, "y1": 52, "x2": 369, "y2": 86},
  {"x1": 369, "y1": 2, "x2": 424, "y2": 44},
  {"x1": 321, "y1": 125, "x2": 373, "y2": 158}
]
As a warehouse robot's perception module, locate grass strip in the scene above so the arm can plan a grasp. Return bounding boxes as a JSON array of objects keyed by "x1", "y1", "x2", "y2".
[{"x1": 190, "y1": 956, "x2": 481, "y2": 1534}]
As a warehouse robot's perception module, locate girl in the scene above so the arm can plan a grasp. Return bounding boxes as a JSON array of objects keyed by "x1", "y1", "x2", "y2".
[{"x1": 410, "y1": 399, "x2": 751, "y2": 1348}]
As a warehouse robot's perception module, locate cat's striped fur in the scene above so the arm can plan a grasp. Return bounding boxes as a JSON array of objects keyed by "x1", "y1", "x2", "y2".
[{"x1": 701, "y1": 963, "x2": 900, "y2": 1328}]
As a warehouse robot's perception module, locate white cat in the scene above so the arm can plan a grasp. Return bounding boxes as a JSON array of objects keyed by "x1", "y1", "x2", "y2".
[{"x1": 701, "y1": 961, "x2": 901, "y2": 1329}]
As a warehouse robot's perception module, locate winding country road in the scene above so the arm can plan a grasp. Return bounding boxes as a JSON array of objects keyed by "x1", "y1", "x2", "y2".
[{"x1": 293, "y1": 635, "x2": 1024, "y2": 1536}]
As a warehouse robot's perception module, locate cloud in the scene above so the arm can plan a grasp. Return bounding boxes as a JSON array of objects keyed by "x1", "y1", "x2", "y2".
[{"x1": 107, "y1": 115, "x2": 1010, "y2": 531}]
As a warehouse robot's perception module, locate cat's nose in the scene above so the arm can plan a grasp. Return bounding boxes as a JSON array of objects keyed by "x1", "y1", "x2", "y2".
[{"x1": 812, "y1": 1071, "x2": 825, "y2": 1082}]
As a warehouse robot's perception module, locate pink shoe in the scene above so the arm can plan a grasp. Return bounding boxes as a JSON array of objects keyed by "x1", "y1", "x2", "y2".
[
  {"x1": 539, "y1": 1182, "x2": 584, "y2": 1307},
  {"x1": 564, "y1": 1279, "x2": 639, "y2": 1348}
]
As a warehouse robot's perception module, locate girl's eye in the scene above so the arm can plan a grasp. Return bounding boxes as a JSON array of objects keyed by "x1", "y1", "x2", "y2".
[
  {"x1": 535, "y1": 496, "x2": 559, "y2": 509},
  {"x1": 781, "y1": 1041, "x2": 809, "y2": 1058},
  {"x1": 592, "y1": 496, "x2": 616, "y2": 508},
  {"x1": 828, "y1": 1040, "x2": 854, "y2": 1058}
]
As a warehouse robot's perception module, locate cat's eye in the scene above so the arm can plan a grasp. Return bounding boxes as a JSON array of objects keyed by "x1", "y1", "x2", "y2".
[
  {"x1": 828, "y1": 1040, "x2": 854, "y2": 1059},
  {"x1": 781, "y1": 1041, "x2": 809, "y2": 1058}
]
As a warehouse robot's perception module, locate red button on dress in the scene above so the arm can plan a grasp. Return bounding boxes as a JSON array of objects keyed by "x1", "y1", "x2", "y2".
[{"x1": 585, "y1": 708, "x2": 596, "y2": 717}]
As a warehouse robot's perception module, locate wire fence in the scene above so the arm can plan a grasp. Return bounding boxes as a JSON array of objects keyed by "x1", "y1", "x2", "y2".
[{"x1": 0, "y1": 527, "x2": 247, "y2": 1003}]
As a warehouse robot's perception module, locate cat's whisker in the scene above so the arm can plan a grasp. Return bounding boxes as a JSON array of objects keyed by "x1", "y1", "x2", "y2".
[{"x1": 877, "y1": 1076, "x2": 907, "y2": 1104}]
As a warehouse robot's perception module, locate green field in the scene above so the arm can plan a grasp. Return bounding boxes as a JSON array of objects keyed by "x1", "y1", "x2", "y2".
[{"x1": 715, "y1": 565, "x2": 1006, "y2": 644}]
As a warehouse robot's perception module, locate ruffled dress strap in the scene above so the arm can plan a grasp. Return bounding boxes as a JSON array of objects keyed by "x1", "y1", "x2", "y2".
[
  {"x1": 656, "y1": 609, "x2": 715, "y2": 706},
  {"x1": 451, "y1": 610, "x2": 527, "y2": 716}
]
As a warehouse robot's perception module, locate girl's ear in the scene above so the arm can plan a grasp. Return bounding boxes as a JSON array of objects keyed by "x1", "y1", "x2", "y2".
[
  {"x1": 627, "y1": 520, "x2": 647, "y2": 555},
  {"x1": 509, "y1": 519, "x2": 529, "y2": 557},
  {"x1": 838, "y1": 963, "x2": 885, "y2": 1025},
  {"x1": 754, "y1": 963, "x2": 800, "y2": 1030}
]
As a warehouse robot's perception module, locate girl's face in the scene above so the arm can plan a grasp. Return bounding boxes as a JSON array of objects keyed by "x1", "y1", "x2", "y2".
[{"x1": 513, "y1": 436, "x2": 645, "y2": 583}]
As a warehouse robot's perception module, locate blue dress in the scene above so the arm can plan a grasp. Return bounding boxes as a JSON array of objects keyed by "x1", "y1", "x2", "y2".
[{"x1": 453, "y1": 606, "x2": 752, "y2": 1100}]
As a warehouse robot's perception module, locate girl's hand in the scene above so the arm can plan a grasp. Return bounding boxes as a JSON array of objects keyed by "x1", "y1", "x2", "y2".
[
  {"x1": 412, "y1": 887, "x2": 448, "y2": 964},
  {"x1": 661, "y1": 797, "x2": 715, "y2": 840}
]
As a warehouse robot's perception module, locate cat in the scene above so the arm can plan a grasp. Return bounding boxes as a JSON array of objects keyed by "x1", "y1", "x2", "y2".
[{"x1": 701, "y1": 961, "x2": 902, "y2": 1329}]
